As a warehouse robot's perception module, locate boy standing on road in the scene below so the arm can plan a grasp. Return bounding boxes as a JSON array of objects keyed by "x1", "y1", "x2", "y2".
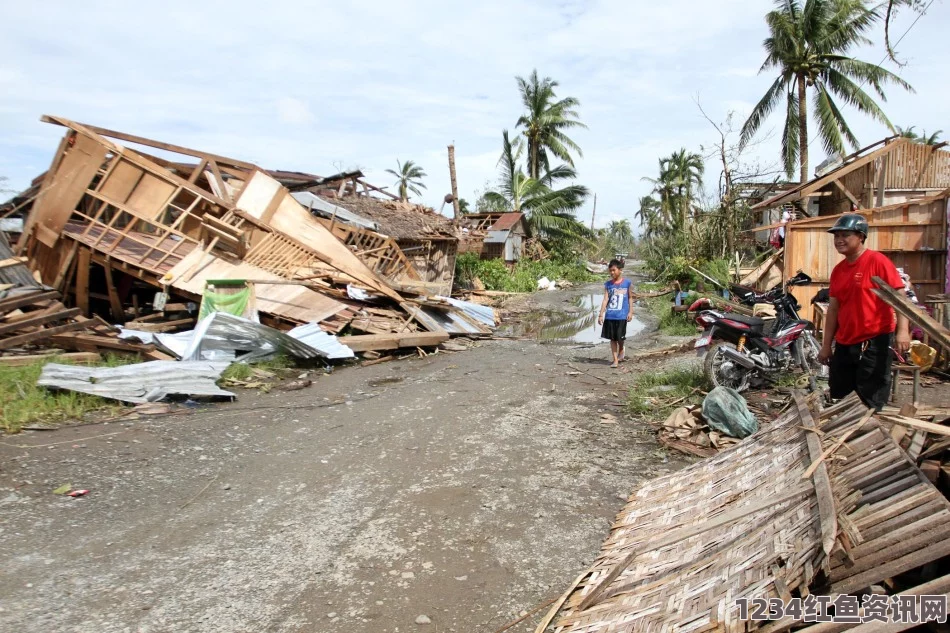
[
  {"x1": 598, "y1": 259, "x2": 635, "y2": 368},
  {"x1": 818, "y1": 214, "x2": 911, "y2": 411}
]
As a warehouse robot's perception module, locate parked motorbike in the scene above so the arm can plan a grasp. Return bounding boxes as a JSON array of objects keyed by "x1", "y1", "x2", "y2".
[{"x1": 691, "y1": 271, "x2": 823, "y2": 392}]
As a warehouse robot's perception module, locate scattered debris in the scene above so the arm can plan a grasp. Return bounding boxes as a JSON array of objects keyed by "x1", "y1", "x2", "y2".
[
  {"x1": 37, "y1": 360, "x2": 233, "y2": 404},
  {"x1": 701, "y1": 386, "x2": 759, "y2": 438}
]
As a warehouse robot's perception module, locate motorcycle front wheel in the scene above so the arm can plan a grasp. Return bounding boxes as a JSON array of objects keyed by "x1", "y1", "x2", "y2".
[{"x1": 703, "y1": 342, "x2": 752, "y2": 392}]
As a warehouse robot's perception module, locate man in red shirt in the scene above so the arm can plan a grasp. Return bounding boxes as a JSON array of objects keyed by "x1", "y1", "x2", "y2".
[{"x1": 818, "y1": 214, "x2": 911, "y2": 410}]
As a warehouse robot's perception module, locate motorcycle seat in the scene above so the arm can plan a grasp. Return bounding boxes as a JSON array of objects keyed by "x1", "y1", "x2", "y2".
[{"x1": 722, "y1": 313, "x2": 767, "y2": 328}]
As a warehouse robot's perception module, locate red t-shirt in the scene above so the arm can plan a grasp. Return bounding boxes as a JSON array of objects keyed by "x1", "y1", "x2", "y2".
[{"x1": 828, "y1": 249, "x2": 903, "y2": 345}]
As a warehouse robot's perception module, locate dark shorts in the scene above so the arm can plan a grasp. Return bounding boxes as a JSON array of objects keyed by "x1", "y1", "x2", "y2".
[
  {"x1": 829, "y1": 332, "x2": 893, "y2": 411},
  {"x1": 601, "y1": 319, "x2": 627, "y2": 341}
]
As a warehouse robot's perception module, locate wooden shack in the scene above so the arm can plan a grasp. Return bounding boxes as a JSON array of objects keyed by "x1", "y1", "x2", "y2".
[
  {"x1": 459, "y1": 212, "x2": 530, "y2": 264},
  {"x1": 751, "y1": 137, "x2": 950, "y2": 323},
  {"x1": 754, "y1": 137, "x2": 950, "y2": 217},
  {"x1": 783, "y1": 189, "x2": 949, "y2": 322}
]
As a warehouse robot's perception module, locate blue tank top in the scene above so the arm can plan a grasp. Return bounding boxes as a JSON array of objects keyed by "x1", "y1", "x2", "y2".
[{"x1": 604, "y1": 278, "x2": 631, "y2": 320}]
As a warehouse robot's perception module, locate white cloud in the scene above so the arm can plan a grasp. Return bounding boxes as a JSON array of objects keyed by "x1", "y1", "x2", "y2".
[
  {"x1": 0, "y1": 0, "x2": 947, "y2": 232},
  {"x1": 276, "y1": 97, "x2": 313, "y2": 125}
]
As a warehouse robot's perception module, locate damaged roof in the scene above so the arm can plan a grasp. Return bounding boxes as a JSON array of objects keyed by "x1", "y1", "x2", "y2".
[
  {"x1": 318, "y1": 195, "x2": 458, "y2": 240},
  {"x1": 488, "y1": 212, "x2": 524, "y2": 232}
]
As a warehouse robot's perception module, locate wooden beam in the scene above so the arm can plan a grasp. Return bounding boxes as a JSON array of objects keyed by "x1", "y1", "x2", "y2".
[
  {"x1": 0, "y1": 318, "x2": 90, "y2": 350},
  {"x1": 102, "y1": 264, "x2": 125, "y2": 322},
  {"x1": 340, "y1": 332, "x2": 449, "y2": 352},
  {"x1": 207, "y1": 159, "x2": 231, "y2": 202},
  {"x1": 0, "y1": 290, "x2": 60, "y2": 314},
  {"x1": 0, "y1": 307, "x2": 80, "y2": 336},
  {"x1": 0, "y1": 352, "x2": 101, "y2": 367},
  {"x1": 832, "y1": 178, "x2": 863, "y2": 209},
  {"x1": 41, "y1": 115, "x2": 259, "y2": 170},
  {"x1": 188, "y1": 157, "x2": 209, "y2": 184},
  {"x1": 871, "y1": 276, "x2": 950, "y2": 352},
  {"x1": 75, "y1": 248, "x2": 91, "y2": 317},
  {"x1": 796, "y1": 393, "x2": 838, "y2": 556}
]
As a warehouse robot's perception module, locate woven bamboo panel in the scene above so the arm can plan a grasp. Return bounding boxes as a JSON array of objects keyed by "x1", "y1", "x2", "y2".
[{"x1": 547, "y1": 397, "x2": 950, "y2": 633}]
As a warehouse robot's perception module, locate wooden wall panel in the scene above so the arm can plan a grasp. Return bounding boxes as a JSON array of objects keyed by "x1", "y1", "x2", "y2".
[
  {"x1": 99, "y1": 159, "x2": 143, "y2": 203},
  {"x1": 125, "y1": 171, "x2": 177, "y2": 220},
  {"x1": 785, "y1": 197, "x2": 947, "y2": 322},
  {"x1": 20, "y1": 134, "x2": 109, "y2": 249}
]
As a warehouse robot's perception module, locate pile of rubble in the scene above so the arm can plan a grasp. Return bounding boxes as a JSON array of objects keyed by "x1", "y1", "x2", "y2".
[{"x1": 0, "y1": 116, "x2": 497, "y2": 403}]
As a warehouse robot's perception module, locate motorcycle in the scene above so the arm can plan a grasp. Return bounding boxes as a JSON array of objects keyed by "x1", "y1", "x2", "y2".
[{"x1": 691, "y1": 271, "x2": 823, "y2": 392}]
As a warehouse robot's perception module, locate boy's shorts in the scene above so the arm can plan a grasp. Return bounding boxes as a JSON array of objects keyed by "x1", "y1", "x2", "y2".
[{"x1": 601, "y1": 319, "x2": 627, "y2": 341}]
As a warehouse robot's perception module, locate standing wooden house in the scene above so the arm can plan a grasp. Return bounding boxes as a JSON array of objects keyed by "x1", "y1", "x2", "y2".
[
  {"x1": 752, "y1": 137, "x2": 950, "y2": 323},
  {"x1": 483, "y1": 213, "x2": 528, "y2": 263}
]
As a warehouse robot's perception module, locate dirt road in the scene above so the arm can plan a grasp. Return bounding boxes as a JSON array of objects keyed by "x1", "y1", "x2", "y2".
[{"x1": 0, "y1": 285, "x2": 690, "y2": 633}]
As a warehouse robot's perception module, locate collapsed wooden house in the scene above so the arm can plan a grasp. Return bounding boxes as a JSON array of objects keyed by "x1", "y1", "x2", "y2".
[
  {"x1": 3, "y1": 116, "x2": 490, "y2": 353},
  {"x1": 748, "y1": 137, "x2": 950, "y2": 323},
  {"x1": 269, "y1": 170, "x2": 459, "y2": 296}
]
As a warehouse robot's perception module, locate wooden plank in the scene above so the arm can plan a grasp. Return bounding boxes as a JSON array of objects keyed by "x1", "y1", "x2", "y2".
[
  {"x1": 0, "y1": 319, "x2": 90, "y2": 350},
  {"x1": 75, "y1": 248, "x2": 91, "y2": 317},
  {"x1": 830, "y1": 532, "x2": 950, "y2": 593},
  {"x1": 0, "y1": 307, "x2": 80, "y2": 336},
  {"x1": 341, "y1": 332, "x2": 449, "y2": 352},
  {"x1": 0, "y1": 290, "x2": 60, "y2": 314},
  {"x1": 0, "y1": 256, "x2": 27, "y2": 269},
  {"x1": 796, "y1": 393, "x2": 838, "y2": 556},
  {"x1": 0, "y1": 352, "x2": 100, "y2": 366},
  {"x1": 102, "y1": 265, "x2": 125, "y2": 322},
  {"x1": 871, "y1": 276, "x2": 950, "y2": 351},
  {"x1": 832, "y1": 178, "x2": 863, "y2": 209},
  {"x1": 879, "y1": 414, "x2": 950, "y2": 438},
  {"x1": 19, "y1": 132, "x2": 110, "y2": 250},
  {"x1": 42, "y1": 117, "x2": 259, "y2": 170}
]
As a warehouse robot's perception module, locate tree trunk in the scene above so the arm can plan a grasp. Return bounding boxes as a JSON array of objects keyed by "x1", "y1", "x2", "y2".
[
  {"x1": 447, "y1": 144, "x2": 461, "y2": 221},
  {"x1": 798, "y1": 74, "x2": 809, "y2": 184},
  {"x1": 529, "y1": 139, "x2": 539, "y2": 180}
]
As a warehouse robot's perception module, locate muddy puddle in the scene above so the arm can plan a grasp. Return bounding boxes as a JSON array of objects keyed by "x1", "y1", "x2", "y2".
[{"x1": 500, "y1": 293, "x2": 646, "y2": 344}]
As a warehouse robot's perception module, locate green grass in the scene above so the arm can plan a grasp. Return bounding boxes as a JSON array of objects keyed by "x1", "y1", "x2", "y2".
[
  {"x1": 454, "y1": 252, "x2": 594, "y2": 292},
  {"x1": 627, "y1": 365, "x2": 710, "y2": 417},
  {"x1": 0, "y1": 354, "x2": 133, "y2": 434},
  {"x1": 644, "y1": 296, "x2": 700, "y2": 336}
]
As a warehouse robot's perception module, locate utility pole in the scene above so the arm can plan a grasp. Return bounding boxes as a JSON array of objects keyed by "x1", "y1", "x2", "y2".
[
  {"x1": 447, "y1": 144, "x2": 460, "y2": 221},
  {"x1": 590, "y1": 193, "x2": 597, "y2": 231}
]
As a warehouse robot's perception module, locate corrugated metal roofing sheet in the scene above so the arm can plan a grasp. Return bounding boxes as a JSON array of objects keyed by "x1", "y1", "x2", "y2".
[
  {"x1": 0, "y1": 232, "x2": 39, "y2": 288},
  {"x1": 119, "y1": 313, "x2": 354, "y2": 362},
  {"x1": 38, "y1": 361, "x2": 234, "y2": 404},
  {"x1": 434, "y1": 296, "x2": 496, "y2": 327},
  {"x1": 291, "y1": 191, "x2": 380, "y2": 231}
]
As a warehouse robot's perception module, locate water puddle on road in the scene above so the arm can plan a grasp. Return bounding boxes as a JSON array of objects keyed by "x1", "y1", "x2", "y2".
[{"x1": 499, "y1": 293, "x2": 646, "y2": 344}]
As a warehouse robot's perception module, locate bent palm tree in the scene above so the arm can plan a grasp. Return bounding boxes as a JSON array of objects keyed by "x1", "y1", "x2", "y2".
[
  {"x1": 740, "y1": 0, "x2": 913, "y2": 182},
  {"x1": 515, "y1": 70, "x2": 587, "y2": 179},
  {"x1": 385, "y1": 159, "x2": 427, "y2": 202},
  {"x1": 484, "y1": 131, "x2": 590, "y2": 238}
]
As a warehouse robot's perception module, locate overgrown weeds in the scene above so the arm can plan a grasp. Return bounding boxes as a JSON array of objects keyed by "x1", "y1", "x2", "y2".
[
  {"x1": 0, "y1": 354, "x2": 133, "y2": 434},
  {"x1": 455, "y1": 252, "x2": 594, "y2": 292},
  {"x1": 627, "y1": 365, "x2": 709, "y2": 417},
  {"x1": 643, "y1": 296, "x2": 700, "y2": 337}
]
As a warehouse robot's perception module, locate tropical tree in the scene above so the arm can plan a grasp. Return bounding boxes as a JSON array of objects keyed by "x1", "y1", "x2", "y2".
[
  {"x1": 385, "y1": 159, "x2": 427, "y2": 202},
  {"x1": 643, "y1": 149, "x2": 705, "y2": 232},
  {"x1": 457, "y1": 198, "x2": 470, "y2": 214},
  {"x1": 515, "y1": 70, "x2": 587, "y2": 179},
  {"x1": 635, "y1": 195, "x2": 663, "y2": 238},
  {"x1": 483, "y1": 130, "x2": 590, "y2": 238},
  {"x1": 896, "y1": 126, "x2": 943, "y2": 145},
  {"x1": 740, "y1": 0, "x2": 913, "y2": 183},
  {"x1": 606, "y1": 219, "x2": 635, "y2": 255}
]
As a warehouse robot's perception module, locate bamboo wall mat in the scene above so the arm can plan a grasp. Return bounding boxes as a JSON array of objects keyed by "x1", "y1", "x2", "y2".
[{"x1": 543, "y1": 395, "x2": 950, "y2": 633}]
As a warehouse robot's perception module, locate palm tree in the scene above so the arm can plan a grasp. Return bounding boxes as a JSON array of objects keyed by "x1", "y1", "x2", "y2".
[
  {"x1": 607, "y1": 219, "x2": 634, "y2": 254},
  {"x1": 515, "y1": 70, "x2": 587, "y2": 179},
  {"x1": 635, "y1": 195, "x2": 662, "y2": 237},
  {"x1": 642, "y1": 149, "x2": 705, "y2": 232},
  {"x1": 897, "y1": 125, "x2": 943, "y2": 145},
  {"x1": 740, "y1": 0, "x2": 913, "y2": 182},
  {"x1": 385, "y1": 159, "x2": 427, "y2": 202},
  {"x1": 483, "y1": 131, "x2": 590, "y2": 238}
]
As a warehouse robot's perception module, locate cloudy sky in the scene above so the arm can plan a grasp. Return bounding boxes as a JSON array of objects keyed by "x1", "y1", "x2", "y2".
[{"x1": 1, "y1": 1, "x2": 946, "y2": 230}]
